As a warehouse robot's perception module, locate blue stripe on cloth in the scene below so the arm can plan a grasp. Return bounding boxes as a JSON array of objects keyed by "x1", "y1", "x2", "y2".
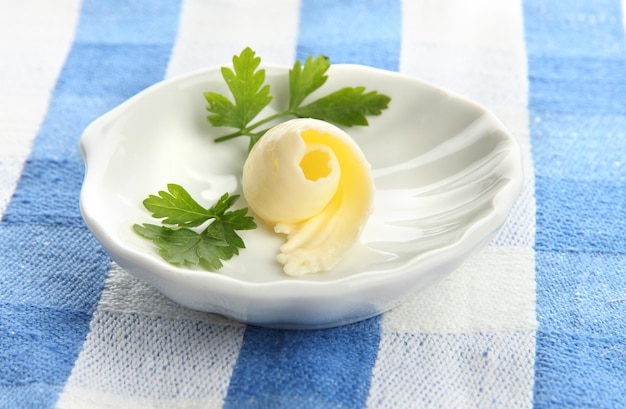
[
  {"x1": 224, "y1": 1, "x2": 402, "y2": 407},
  {"x1": 29, "y1": 44, "x2": 178, "y2": 162},
  {"x1": 3, "y1": 159, "x2": 86, "y2": 225},
  {"x1": 534, "y1": 178, "x2": 626, "y2": 253},
  {"x1": 529, "y1": 114, "x2": 626, "y2": 181},
  {"x1": 223, "y1": 320, "x2": 382, "y2": 409},
  {"x1": 524, "y1": 0, "x2": 626, "y2": 407},
  {"x1": 0, "y1": 0, "x2": 182, "y2": 407},
  {"x1": 296, "y1": 0, "x2": 402, "y2": 71}
]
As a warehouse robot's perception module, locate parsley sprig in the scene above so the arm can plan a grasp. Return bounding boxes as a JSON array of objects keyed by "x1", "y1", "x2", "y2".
[
  {"x1": 133, "y1": 184, "x2": 256, "y2": 270},
  {"x1": 205, "y1": 47, "x2": 391, "y2": 150},
  {"x1": 135, "y1": 47, "x2": 391, "y2": 271}
]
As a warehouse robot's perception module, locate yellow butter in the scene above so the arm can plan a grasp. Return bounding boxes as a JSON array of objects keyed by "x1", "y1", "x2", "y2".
[{"x1": 242, "y1": 118, "x2": 374, "y2": 276}]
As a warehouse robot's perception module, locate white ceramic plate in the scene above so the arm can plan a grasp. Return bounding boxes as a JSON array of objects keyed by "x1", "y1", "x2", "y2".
[{"x1": 80, "y1": 64, "x2": 523, "y2": 329}]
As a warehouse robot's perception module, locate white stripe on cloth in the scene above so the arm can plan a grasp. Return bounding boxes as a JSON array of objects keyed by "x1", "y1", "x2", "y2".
[
  {"x1": 0, "y1": 0, "x2": 80, "y2": 219},
  {"x1": 366, "y1": 0, "x2": 536, "y2": 407},
  {"x1": 57, "y1": 265, "x2": 246, "y2": 409},
  {"x1": 381, "y1": 247, "x2": 536, "y2": 334},
  {"x1": 165, "y1": 0, "x2": 300, "y2": 79},
  {"x1": 366, "y1": 330, "x2": 535, "y2": 408},
  {"x1": 57, "y1": 1, "x2": 301, "y2": 407}
]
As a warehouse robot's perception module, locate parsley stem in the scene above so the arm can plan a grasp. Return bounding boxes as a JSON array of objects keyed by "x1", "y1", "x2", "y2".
[
  {"x1": 213, "y1": 111, "x2": 294, "y2": 143},
  {"x1": 213, "y1": 131, "x2": 244, "y2": 143}
]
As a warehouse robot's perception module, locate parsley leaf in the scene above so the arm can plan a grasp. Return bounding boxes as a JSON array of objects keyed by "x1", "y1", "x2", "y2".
[
  {"x1": 204, "y1": 47, "x2": 272, "y2": 130},
  {"x1": 142, "y1": 183, "x2": 212, "y2": 228},
  {"x1": 288, "y1": 55, "x2": 330, "y2": 110},
  {"x1": 136, "y1": 48, "x2": 391, "y2": 271},
  {"x1": 293, "y1": 86, "x2": 391, "y2": 127},
  {"x1": 133, "y1": 185, "x2": 256, "y2": 270},
  {"x1": 208, "y1": 47, "x2": 391, "y2": 148}
]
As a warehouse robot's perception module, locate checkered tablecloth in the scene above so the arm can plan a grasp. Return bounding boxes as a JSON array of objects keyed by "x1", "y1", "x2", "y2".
[{"x1": 2, "y1": 0, "x2": 625, "y2": 407}]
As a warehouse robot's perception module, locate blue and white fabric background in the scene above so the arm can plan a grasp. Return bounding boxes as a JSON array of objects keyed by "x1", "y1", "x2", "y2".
[{"x1": 1, "y1": 0, "x2": 625, "y2": 407}]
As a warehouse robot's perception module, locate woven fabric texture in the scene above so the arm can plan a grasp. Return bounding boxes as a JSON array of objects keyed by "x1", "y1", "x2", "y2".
[{"x1": 1, "y1": 0, "x2": 624, "y2": 408}]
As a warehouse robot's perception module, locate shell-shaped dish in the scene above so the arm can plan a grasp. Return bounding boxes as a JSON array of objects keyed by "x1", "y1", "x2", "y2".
[{"x1": 79, "y1": 65, "x2": 523, "y2": 329}]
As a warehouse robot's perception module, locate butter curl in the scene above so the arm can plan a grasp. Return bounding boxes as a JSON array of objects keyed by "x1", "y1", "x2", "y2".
[{"x1": 242, "y1": 118, "x2": 374, "y2": 276}]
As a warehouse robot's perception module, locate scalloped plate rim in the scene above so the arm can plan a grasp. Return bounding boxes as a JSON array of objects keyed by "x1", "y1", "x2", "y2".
[{"x1": 79, "y1": 63, "x2": 523, "y2": 328}]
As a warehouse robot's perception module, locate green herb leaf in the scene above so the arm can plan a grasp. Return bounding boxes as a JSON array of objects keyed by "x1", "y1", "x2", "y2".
[
  {"x1": 293, "y1": 86, "x2": 391, "y2": 127},
  {"x1": 289, "y1": 55, "x2": 330, "y2": 110},
  {"x1": 204, "y1": 47, "x2": 272, "y2": 130},
  {"x1": 134, "y1": 187, "x2": 256, "y2": 270},
  {"x1": 202, "y1": 92, "x2": 239, "y2": 129},
  {"x1": 142, "y1": 183, "x2": 212, "y2": 228},
  {"x1": 136, "y1": 48, "x2": 392, "y2": 271},
  {"x1": 207, "y1": 47, "x2": 391, "y2": 148}
]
